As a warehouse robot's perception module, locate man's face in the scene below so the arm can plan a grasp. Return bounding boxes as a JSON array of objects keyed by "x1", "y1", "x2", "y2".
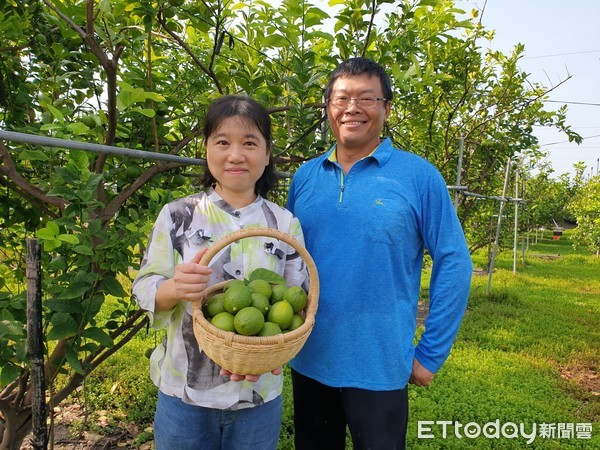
[{"x1": 326, "y1": 74, "x2": 390, "y2": 154}]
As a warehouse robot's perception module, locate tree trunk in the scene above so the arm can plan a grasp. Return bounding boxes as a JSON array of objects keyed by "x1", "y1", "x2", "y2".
[{"x1": 26, "y1": 239, "x2": 48, "y2": 450}]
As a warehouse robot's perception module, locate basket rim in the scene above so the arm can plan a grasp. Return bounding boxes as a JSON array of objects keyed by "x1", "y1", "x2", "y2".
[{"x1": 191, "y1": 227, "x2": 319, "y2": 345}]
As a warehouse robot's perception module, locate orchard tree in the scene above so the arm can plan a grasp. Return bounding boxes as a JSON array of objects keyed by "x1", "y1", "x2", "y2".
[
  {"x1": 0, "y1": 0, "x2": 581, "y2": 447},
  {"x1": 525, "y1": 162, "x2": 573, "y2": 230},
  {"x1": 568, "y1": 175, "x2": 600, "y2": 256},
  {"x1": 358, "y1": 2, "x2": 581, "y2": 249}
]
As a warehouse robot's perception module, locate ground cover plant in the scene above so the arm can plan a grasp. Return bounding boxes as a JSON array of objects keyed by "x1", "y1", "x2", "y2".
[
  {"x1": 408, "y1": 229, "x2": 599, "y2": 449},
  {"x1": 2, "y1": 1, "x2": 589, "y2": 446},
  {"x1": 26, "y1": 229, "x2": 597, "y2": 449}
]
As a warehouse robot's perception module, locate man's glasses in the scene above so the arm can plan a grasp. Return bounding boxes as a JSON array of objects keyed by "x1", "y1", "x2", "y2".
[{"x1": 327, "y1": 96, "x2": 387, "y2": 109}]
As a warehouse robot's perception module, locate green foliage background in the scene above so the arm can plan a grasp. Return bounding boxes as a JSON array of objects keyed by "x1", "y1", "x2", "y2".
[{"x1": 0, "y1": 0, "x2": 596, "y2": 447}]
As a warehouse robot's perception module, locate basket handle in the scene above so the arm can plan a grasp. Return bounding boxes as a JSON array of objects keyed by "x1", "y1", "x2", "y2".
[{"x1": 199, "y1": 227, "x2": 311, "y2": 273}]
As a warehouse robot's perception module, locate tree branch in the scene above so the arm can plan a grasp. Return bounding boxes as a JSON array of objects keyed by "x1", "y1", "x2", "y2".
[
  {"x1": 361, "y1": 0, "x2": 377, "y2": 57},
  {"x1": 157, "y1": 11, "x2": 224, "y2": 94},
  {"x1": 0, "y1": 141, "x2": 68, "y2": 211},
  {"x1": 51, "y1": 311, "x2": 149, "y2": 406}
]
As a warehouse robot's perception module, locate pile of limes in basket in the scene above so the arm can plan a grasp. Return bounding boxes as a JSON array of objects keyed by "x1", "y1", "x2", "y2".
[{"x1": 202, "y1": 268, "x2": 308, "y2": 336}]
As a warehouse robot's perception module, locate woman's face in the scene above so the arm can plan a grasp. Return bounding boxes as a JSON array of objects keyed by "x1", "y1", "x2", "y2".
[{"x1": 205, "y1": 116, "x2": 270, "y2": 204}]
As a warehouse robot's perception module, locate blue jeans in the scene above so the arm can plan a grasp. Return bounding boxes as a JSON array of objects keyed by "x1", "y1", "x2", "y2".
[{"x1": 154, "y1": 391, "x2": 282, "y2": 450}]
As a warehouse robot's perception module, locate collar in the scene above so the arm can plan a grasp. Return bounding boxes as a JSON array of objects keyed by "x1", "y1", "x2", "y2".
[
  {"x1": 324, "y1": 137, "x2": 394, "y2": 167},
  {"x1": 206, "y1": 187, "x2": 264, "y2": 217}
]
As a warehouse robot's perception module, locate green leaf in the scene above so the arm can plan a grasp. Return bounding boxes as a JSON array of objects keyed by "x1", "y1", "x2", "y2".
[
  {"x1": 81, "y1": 342, "x2": 99, "y2": 353},
  {"x1": 0, "y1": 364, "x2": 20, "y2": 386},
  {"x1": 263, "y1": 34, "x2": 288, "y2": 48},
  {"x1": 57, "y1": 234, "x2": 80, "y2": 245},
  {"x1": 35, "y1": 222, "x2": 60, "y2": 239},
  {"x1": 125, "y1": 223, "x2": 139, "y2": 232},
  {"x1": 66, "y1": 122, "x2": 91, "y2": 135},
  {"x1": 130, "y1": 87, "x2": 145, "y2": 104},
  {"x1": 40, "y1": 123, "x2": 64, "y2": 131},
  {"x1": 57, "y1": 282, "x2": 93, "y2": 300},
  {"x1": 137, "y1": 108, "x2": 156, "y2": 117},
  {"x1": 0, "y1": 320, "x2": 25, "y2": 339},
  {"x1": 43, "y1": 103, "x2": 65, "y2": 124},
  {"x1": 82, "y1": 327, "x2": 114, "y2": 348},
  {"x1": 47, "y1": 313, "x2": 78, "y2": 340},
  {"x1": 73, "y1": 245, "x2": 94, "y2": 255},
  {"x1": 64, "y1": 343, "x2": 84, "y2": 374},
  {"x1": 14, "y1": 340, "x2": 28, "y2": 362},
  {"x1": 45, "y1": 298, "x2": 85, "y2": 314},
  {"x1": 36, "y1": 227, "x2": 57, "y2": 240},
  {"x1": 47, "y1": 186, "x2": 76, "y2": 199},
  {"x1": 248, "y1": 268, "x2": 286, "y2": 285},
  {"x1": 18, "y1": 149, "x2": 49, "y2": 161},
  {"x1": 144, "y1": 92, "x2": 166, "y2": 101},
  {"x1": 101, "y1": 276, "x2": 127, "y2": 298},
  {"x1": 87, "y1": 220, "x2": 103, "y2": 234},
  {"x1": 419, "y1": 0, "x2": 442, "y2": 7},
  {"x1": 43, "y1": 239, "x2": 62, "y2": 252}
]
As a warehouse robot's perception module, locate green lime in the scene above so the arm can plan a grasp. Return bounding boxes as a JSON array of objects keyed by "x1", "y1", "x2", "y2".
[
  {"x1": 203, "y1": 293, "x2": 226, "y2": 318},
  {"x1": 125, "y1": 166, "x2": 139, "y2": 179},
  {"x1": 289, "y1": 314, "x2": 305, "y2": 331},
  {"x1": 258, "y1": 322, "x2": 283, "y2": 336},
  {"x1": 270, "y1": 284, "x2": 288, "y2": 304},
  {"x1": 223, "y1": 285, "x2": 252, "y2": 313},
  {"x1": 267, "y1": 300, "x2": 294, "y2": 330},
  {"x1": 233, "y1": 307, "x2": 265, "y2": 336},
  {"x1": 81, "y1": 114, "x2": 97, "y2": 128},
  {"x1": 250, "y1": 292, "x2": 271, "y2": 315},
  {"x1": 247, "y1": 279, "x2": 272, "y2": 299},
  {"x1": 211, "y1": 311, "x2": 235, "y2": 332},
  {"x1": 283, "y1": 286, "x2": 308, "y2": 313},
  {"x1": 172, "y1": 174, "x2": 186, "y2": 186},
  {"x1": 223, "y1": 279, "x2": 246, "y2": 292}
]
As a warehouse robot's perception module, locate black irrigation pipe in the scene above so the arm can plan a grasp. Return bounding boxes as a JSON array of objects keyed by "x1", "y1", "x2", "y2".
[
  {"x1": 0, "y1": 130, "x2": 293, "y2": 178},
  {"x1": 0, "y1": 130, "x2": 205, "y2": 165},
  {"x1": 1, "y1": 130, "x2": 525, "y2": 200}
]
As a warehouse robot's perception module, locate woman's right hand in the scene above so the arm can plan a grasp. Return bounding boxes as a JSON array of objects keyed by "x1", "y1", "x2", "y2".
[
  {"x1": 171, "y1": 248, "x2": 213, "y2": 302},
  {"x1": 155, "y1": 248, "x2": 213, "y2": 311}
]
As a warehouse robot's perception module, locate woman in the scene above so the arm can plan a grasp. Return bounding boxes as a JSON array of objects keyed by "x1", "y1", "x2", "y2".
[{"x1": 132, "y1": 95, "x2": 307, "y2": 449}]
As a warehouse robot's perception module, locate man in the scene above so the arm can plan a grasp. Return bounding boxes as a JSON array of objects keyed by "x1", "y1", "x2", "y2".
[{"x1": 286, "y1": 57, "x2": 473, "y2": 450}]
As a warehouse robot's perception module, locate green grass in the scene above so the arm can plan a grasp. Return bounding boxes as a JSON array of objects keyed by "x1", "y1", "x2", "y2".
[{"x1": 67, "y1": 230, "x2": 599, "y2": 449}]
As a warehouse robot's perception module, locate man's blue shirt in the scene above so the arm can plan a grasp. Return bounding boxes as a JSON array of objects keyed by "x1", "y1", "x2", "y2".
[{"x1": 287, "y1": 138, "x2": 472, "y2": 390}]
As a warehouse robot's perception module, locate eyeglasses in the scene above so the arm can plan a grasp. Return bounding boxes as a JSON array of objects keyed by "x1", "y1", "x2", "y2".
[{"x1": 327, "y1": 96, "x2": 388, "y2": 109}]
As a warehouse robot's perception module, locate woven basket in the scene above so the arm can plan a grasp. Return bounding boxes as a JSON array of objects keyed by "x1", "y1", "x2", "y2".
[{"x1": 192, "y1": 227, "x2": 319, "y2": 375}]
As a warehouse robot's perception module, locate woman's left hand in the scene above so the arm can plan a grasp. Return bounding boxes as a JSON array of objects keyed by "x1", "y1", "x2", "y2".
[{"x1": 220, "y1": 366, "x2": 283, "y2": 382}]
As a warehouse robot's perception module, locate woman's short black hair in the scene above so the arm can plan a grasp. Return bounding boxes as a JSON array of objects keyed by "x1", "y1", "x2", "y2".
[
  {"x1": 201, "y1": 95, "x2": 278, "y2": 197},
  {"x1": 324, "y1": 57, "x2": 393, "y2": 104}
]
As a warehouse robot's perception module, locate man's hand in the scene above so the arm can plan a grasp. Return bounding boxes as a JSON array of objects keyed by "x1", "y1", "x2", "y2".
[
  {"x1": 408, "y1": 358, "x2": 435, "y2": 387},
  {"x1": 220, "y1": 366, "x2": 283, "y2": 383}
]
